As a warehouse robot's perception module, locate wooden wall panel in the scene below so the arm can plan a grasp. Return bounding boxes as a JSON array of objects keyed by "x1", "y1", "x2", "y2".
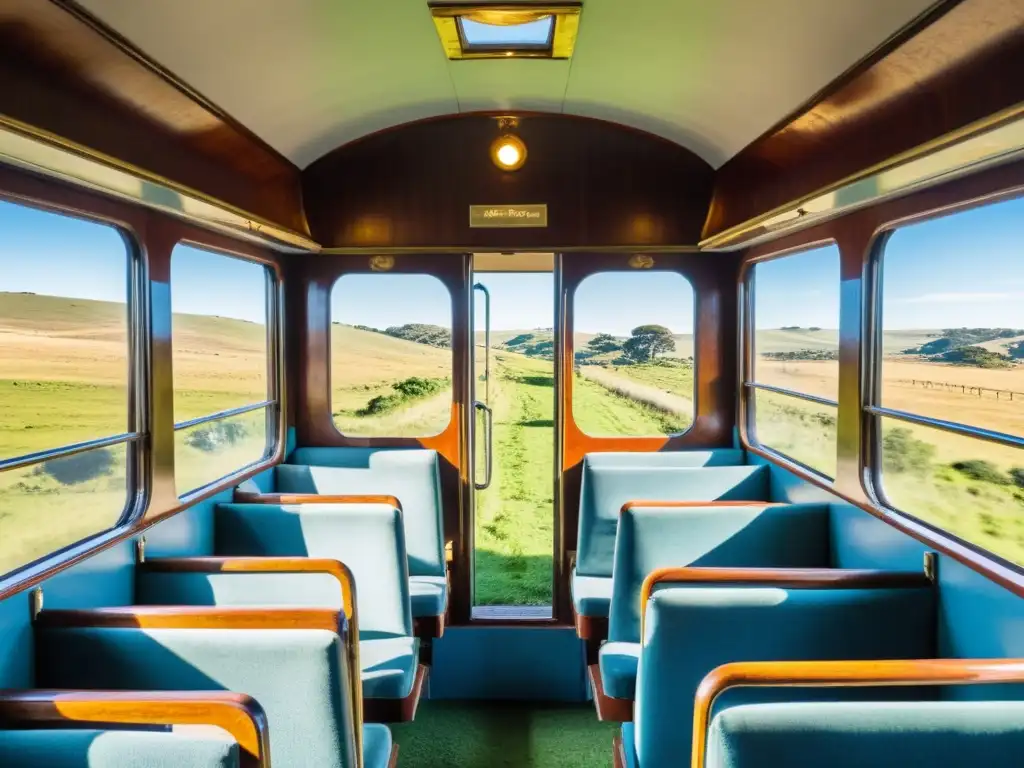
[
  {"x1": 0, "y1": 0, "x2": 305, "y2": 233},
  {"x1": 705, "y1": 0, "x2": 1024, "y2": 240},
  {"x1": 303, "y1": 114, "x2": 714, "y2": 250}
]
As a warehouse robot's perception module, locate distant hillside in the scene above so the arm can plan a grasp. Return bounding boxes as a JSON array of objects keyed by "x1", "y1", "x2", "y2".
[
  {"x1": 903, "y1": 328, "x2": 1024, "y2": 368},
  {"x1": 478, "y1": 329, "x2": 697, "y2": 359},
  {"x1": 330, "y1": 324, "x2": 451, "y2": 388}
]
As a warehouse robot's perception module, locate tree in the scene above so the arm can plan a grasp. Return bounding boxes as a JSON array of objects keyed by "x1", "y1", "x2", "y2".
[
  {"x1": 622, "y1": 324, "x2": 675, "y2": 363},
  {"x1": 586, "y1": 333, "x2": 621, "y2": 355}
]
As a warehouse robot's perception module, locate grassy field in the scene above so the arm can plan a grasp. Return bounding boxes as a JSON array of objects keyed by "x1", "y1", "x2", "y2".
[{"x1": 3, "y1": 290, "x2": 1023, "y2": 589}]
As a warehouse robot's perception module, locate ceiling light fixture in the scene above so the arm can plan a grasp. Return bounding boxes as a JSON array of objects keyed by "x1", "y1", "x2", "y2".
[{"x1": 491, "y1": 133, "x2": 527, "y2": 171}]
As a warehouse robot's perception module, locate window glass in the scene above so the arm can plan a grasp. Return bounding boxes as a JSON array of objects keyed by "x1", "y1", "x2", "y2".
[
  {"x1": 171, "y1": 244, "x2": 272, "y2": 495},
  {"x1": 877, "y1": 197, "x2": 1024, "y2": 565},
  {"x1": 572, "y1": 271, "x2": 695, "y2": 437},
  {"x1": 0, "y1": 200, "x2": 132, "y2": 574},
  {"x1": 460, "y1": 15, "x2": 553, "y2": 47},
  {"x1": 331, "y1": 274, "x2": 453, "y2": 438},
  {"x1": 751, "y1": 245, "x2": 840, "y2": 476}
]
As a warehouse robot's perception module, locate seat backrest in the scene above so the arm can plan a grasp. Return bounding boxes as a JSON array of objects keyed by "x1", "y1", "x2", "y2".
[
  {"x1": 576, "y1": 465, "x2": 769, "y2": 578},
  {"x1": 634, "y1": 585, "x2": 936, "y2": 768},
  {"x1": 608, "y1": 504, "x2": 831, "y2": 642},
  {"x1": 35, "y1": 628, "x2": 358, "y2": 768},
  {"x1": 582, "y1": 450, "x2": 746, "y2": 469},
  {"x1": 279, "y1": 449, "x2": 445, "y2": 579},
  {"x1": 215, "y1": 503, "x2": 413, "y2": 639},
  {"x1": 706, "y1": 701, "x2": 1024, "y2": 768},
  {"x1": 0, "y1": 728, "x2": 242, "y2": 768}
]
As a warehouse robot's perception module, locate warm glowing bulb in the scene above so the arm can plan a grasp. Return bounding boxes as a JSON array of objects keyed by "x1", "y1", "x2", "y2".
[{"x1": 496, "y1": 143, "x2": 521, "y2": 167}]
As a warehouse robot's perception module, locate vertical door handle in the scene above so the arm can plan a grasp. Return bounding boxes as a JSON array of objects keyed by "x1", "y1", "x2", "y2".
[{"x1": 473, "y1": 400, "x2": 493, "y2": 490}]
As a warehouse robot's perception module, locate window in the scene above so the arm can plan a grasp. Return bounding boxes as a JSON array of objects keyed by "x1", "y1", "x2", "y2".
[
  {"x1": 572, "y1": 271, "x2": 695, "y2": 438},
  {"x1": 330, "y1": 274, "x2": 453, "y2": 438},
  {"x1": 873, "y1": 196, "x2": 1024, "y2": 567},
  {"x1": 172, "y1": 245, "x2": 275, "y2": 496},
  {"x1": 749, "y1": 245, "x2": 840, "y2": 477},
  {"x1": 459, "y1": 15, "x2": 554, "y2": 49},
  {"x1": 431, "y1": 6, "x2": 581, "y2": 60},
  {"x1": 0, "y1": 200, "x2": 137, "y2": 575}
]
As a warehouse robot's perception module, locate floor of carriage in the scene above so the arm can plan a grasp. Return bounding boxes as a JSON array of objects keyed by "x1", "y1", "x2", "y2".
[{"x1": 391, "y1": 700, "x2": 617, "y2": 767}]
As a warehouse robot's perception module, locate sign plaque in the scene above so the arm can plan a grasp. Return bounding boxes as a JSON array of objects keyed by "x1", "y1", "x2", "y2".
[{"x1": 469, "y1": 204, "x2": 548, "y2": 228}]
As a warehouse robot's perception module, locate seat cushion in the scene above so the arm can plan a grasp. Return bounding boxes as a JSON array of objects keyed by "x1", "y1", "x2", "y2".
[
  {"x1": 362, "y1": 724, "x2": 394, "y2": 768},
  {"x1": 706, "y1": 701, "x2": 1024, "y2": 768},
  {"x1": 361, "y1": 636, "x2": 420, "y2": 699},
  {"x1": 0, "y1": 728, "x2": 240, "y2": 768},
  {"x1": 619, "y1": 723, "x2": 639, "y2": 768},
  {"x1": 410, "y1": 575, "x2": 447, "y2": 618},
  {"x1": 572, "y1": 570, "x2": 612, "y2": 618},
  {"x1": 599, "y1": 641, "x2": 641, "y2": 700}
]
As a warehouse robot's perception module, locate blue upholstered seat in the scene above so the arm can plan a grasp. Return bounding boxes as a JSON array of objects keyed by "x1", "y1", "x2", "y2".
[
  {"x1": 600, "y1": 503, "x2": 830, "y2": 699},
  {"x1": 0, "y1": 728, "x2": 241, "y2": 768},
  {"x1": 35, "y1": 627, "x2": 365, "y2": 768},
  {"x1": 410, "y1": 575, "x2": 448, "y2": 618},
  {"x1": 629, "y1": 585, "x2": 936, "y2": 768},
  {"x1": 705, "y1": 701, "x2": 1024, "y2": 768},
  {"x1": 362, "y1": 724, "x2": 394, "y2": 768},
  {"x1": 212, "y1": 502, "x2": 419, "y2": 700},
  {"x1": 571, "y1": 570, "x2": 613, "y2": 618},
  {"x1": 582, "y1": 450, "x2": 746, "y2": 469},
  {"x1": 576, "y1": 464, "x2": 769, "y2": 589},
  {"x1": 281, "y1": 448, "x2": 447, "y2": 619}
]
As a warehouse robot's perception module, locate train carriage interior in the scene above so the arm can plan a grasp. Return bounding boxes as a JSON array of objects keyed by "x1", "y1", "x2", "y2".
[{"x1": 1, "y1": 0, "x2": 1024, "y2": 766}]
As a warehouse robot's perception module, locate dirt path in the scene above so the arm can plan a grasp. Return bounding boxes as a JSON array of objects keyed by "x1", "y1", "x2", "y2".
[{"x1": 578, "y1": 365, "x2": 693, "y2": 418}]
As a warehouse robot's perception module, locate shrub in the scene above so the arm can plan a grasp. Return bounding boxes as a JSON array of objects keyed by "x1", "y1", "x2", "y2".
[
  {"x1": 1008, "y1": 467, "x2": 1024, "y2": 489},
  {"x1": 393, "y1": 376, "x2": 444, "y2": 398},
  {"x1": 37, "y1": 449, "x2": 115, "y2": 485},
  {"x1": 950, "y1": 459, "x2": 1010, "y2": 485},
  {"x1": 185, "y1": 419, "x2": 250, "y2": 453},
  {"x1": 881, "y1": 428, "x2": 935, "y2": 475}
]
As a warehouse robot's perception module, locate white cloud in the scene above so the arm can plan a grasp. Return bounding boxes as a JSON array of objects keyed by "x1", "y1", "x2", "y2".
[{"x1": 893, "y1": 291, "x2": 1024, "y2": 305}]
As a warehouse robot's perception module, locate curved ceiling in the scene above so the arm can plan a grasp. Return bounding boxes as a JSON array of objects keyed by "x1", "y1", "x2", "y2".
[{"x1": 76, "y1": 0, "x2": 938, "y2": 169}]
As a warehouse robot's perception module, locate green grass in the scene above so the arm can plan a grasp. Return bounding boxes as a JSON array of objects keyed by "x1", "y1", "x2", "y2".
[
  {"x1": 390, "y1": 701, "x2": 616, "y2": 768},
  {"x1": 572, "y1": 372, "x2": 686, "y2": 436}
]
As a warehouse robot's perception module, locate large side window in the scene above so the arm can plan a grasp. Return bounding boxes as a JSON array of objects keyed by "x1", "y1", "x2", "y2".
[
  {"x1": 0, "y1": 200, "x2": 137, "y2": 575},
  {"x1": 874, "y1": 196, "x2": 1024, "y2": 566},
  {"x1": 172, "y1": 245, "x2": 275, "y2": 495},
  {"x1": 330, "y1": 274, "x2": 453, "y2": 438},
  {"x1": 749, "y1": 245, "x2": 840, "y2": 477},
  {"x1": 572, "y1": 271, "x2": 695, "y2": 437}
]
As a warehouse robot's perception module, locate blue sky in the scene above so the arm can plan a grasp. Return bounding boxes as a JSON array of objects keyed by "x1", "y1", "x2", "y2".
[{"x1": 3, "y1": 195, "x2": 1022, "y2": 334}]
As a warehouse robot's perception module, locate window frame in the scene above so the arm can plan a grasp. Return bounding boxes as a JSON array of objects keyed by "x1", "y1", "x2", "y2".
[
  {"x1": 327, "y1": 270, "x2": 456, "y2": 441},
  {"x1": 169, "y1": 240, "x2": 282, "y2": 499},
  {"x1": 742, "y1": 240, "x2": 841, "y2": 480},
  {"x1": 570, "y1": 268, "x2": 699, "y2": 440},
  {"x1": 863, "y1": 196, "x2": 1024, "y2": 522},
  {"x1": 0, "y1": 194, "x2": 148, "y2": 576}
]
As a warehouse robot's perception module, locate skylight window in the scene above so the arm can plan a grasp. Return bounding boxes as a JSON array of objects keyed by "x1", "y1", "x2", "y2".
[
  {"x1": 459, "y1": 15, "x2": 554, "y2": 50},
  {"x1": 430, "y1": 4, "x2": 581, "y2": 60}
]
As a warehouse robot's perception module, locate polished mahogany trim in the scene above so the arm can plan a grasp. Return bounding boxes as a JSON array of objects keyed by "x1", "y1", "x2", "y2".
[
  {"x1": 0, "y1": 689, "x2": 271, "y2": 768},
  {"x1": 706, "y1": 0, "x2": 1024, "y2": 239},
  {"x1": 35, "y1": 606, "x2": 343, "y2": 633},
  {"x1": 388, "y1": 745, "x2": 400, "y2": 768},
  {"x1": 612, "y1": 733, "x2": 627, "y2": 768},
  {"x1": 139, "y1": 556, "x2": 356, "y2": 622},
  {"x1": 303, "y1": 113, "x2": 713, "y2": 249},
  {"x1": 738, "y1": 157, "x2": 1024, "y2": 603},
  {"x1": 588, "y1": 664, "x2": 634, "y2": 723},
  {"x1": 692, "y1": 658, "x2": 1024, "y2": 768},
  {"x1": 233, "y1": 491, "x2": 403, "y2": 510},
  {"x1": 0, "y1": 0, "x2": 305, "y2": 232},
  {"x1": 364, "y1": 664, "x2": 429, "y2": 724},
  {"x1": 414, "y1": 613, "x2": 445, "y2": 644},
  {"x1": 621, "y1": 500, "x2": 779, "y2": 514}
]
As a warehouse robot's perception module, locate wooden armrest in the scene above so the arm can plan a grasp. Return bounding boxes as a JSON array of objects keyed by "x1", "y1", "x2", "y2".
[
  {"x1": 0, "y1": 690, "x2": 270, "y2": 768},
  {"x1": 621, "y1": 501, "x2": 781, "y2": 514},
  {"x1": 692, "y1": 658, "x2": 1024, "y2": 768},
  {"x1": 139, "y1": 556, "x2": 357, "y2": 626},
  {"x1": 233, "y1": 491, "x2": 402, "y2": 511},
  {"x1": 640, "y1": 567, "x2": 931, "y2": 635}
]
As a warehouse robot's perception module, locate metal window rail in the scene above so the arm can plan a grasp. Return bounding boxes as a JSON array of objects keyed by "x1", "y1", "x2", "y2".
[
  {"x1": 866, "y1": 405, "x2": 1024, "y2": 451},
  {"x1": 0, "y1": 432, "x2": 143, "y2": 474},
  {"x1": 173, "y1": 401, "x2": 275, "y2": 432},
  {"x1": 743, "y1": 381, "x2": 838, "y2": 409}
]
